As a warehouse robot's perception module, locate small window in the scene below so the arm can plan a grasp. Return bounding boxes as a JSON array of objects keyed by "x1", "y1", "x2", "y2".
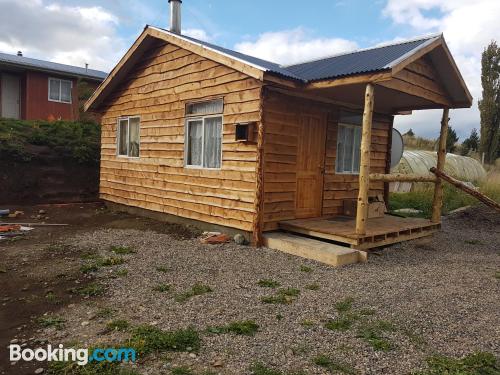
[
  {"x1": 117, "y1": 117, "x2": 140, "y2": 158},
  {"x1": 48, "y1": 78, "x2": 72, "y2": 103},
  {"x1": 336, "y1": 123, "x2": 361, "y2": 174},
  {"x1": 185, "y1": 99, "x2": 223, "y2": 169}
]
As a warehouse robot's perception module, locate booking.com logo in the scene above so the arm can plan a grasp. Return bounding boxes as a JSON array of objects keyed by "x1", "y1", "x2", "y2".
[{"x1": 9, "y1": 344, "x2": 136, "y2": 366}]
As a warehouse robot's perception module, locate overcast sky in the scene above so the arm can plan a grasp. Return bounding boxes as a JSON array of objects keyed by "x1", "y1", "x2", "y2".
[{"x1": 1, "y1": 0, "x2": 499, "y2": 140}]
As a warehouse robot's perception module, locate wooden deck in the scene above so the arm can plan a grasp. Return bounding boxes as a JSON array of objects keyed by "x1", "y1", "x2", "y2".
[{"x1": 279, "y1": 215, "x2": 440, "y2": 250}]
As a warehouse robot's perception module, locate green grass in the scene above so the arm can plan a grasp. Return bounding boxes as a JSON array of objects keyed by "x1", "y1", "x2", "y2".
[
  {"x1": 100, "y1": 256, "x2": 126, "y2": 266},
  {"x1": 156, "y1": 266, "x2": 170, "y2": 273},
  {"x1": 106, "y1": 319, "x2": 130, "y2": 332},
  {"x1": 73, "y1": 282, "x2": 105, "y2": 297},
  {"x1": 206, "y1": 320, "x2": 259, "y2": 336},
  {"x1": 389, "y1": 182, "x2": 500, "y2": 219},
  {"x1": 257, "y1": 279, "x2": 281, "y2": 288},
  {"x1": 414, "y1": 352, "x2": 499, "y2": 375},
  {"x1": 325, "y1": 314, "x2": 358, "y2": 331},
  {"x1": 116, "y1": 269, "x2": 128, "y2": 277},
  {"x1": 464, "y1": 239, "x2": 483, "y2": 245},
  {"x1": 495, "y1": 271, "x2": 500, "y2": 280},
  {"x1": 335, "y1": 297, "x2": 355, "y2": 312},
  {"x1": 110, "y1": 246, "x2": 135, "y2": 255},
  {"x1": 356, "y1": 320, "x2": 396, "y2": 351},
  {"x1": 0, "y1": 118, "x2": 100, "y2": 165},
  {"x1": 127, "y1": 325, "x2": 200, "y2": 355},
  {"x1": 300, "y1": 265, "x2": 313, "y2": 273},
  {"x1": 249, "y1": 363, "x2": 306, "y2": 375},
  {"x1": 171, "y1": 367, "x2": 194, "y2": 375},
  {"x1": 152, "y1": 284, "x2": 172, "y2": 293},
  {"x1": 313, "y1": 355, "x2": 357, "y2": 374},
  {"x1": 261, "y1": 288, "x2": 300, "y2": 304},
  {"x1": 37, "y1": 315, "x2": 65, "y2": 329},
  {"x1": 47, "y1": 361, "x2": 139, "y2": 375},
  {"x1": 300, "y1": 319, "x2": 315, "y2": 328},
  {"x1": 175, "y1": 283, "x2": 212, "y2": 302},
  {"x1": 80, "y1": 256, "x2": 126, "y2": 274},
  {"x1": 45, "y1": 292, "x2": 61, "y2": 304},
  {"x1": 305, "y1": 283, "x2": 320, "y2": 290},
  {"x1": 95, "y1": 308, "x2": 115, "y2": 319}
]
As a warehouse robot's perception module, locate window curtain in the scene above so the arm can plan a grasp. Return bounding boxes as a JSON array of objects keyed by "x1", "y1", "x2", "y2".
[
  {"x1": 187, "y1": 99, "x2": 223, "y2": 116},
  {"x1": 336, "y1": 125, "x2": 345, "y2": 173},
  {"x1": 203, "y1": 117, "x2": 222, "y2": 168},
  {"x1": 49, "y1": 79, "x2": 60, "y2": 101},
  {"x1": 187, "y1": 120, "x2": 203, "y2": 166},
  {"x1": 128, "y1": 118, "x2": 140, "y2": 157},
  {"x1": 60, "y1": 80, "x2": 72, "y2": 103},
  {"x1": 118, "y1": 119, "x2": 128, "y2": 156}
]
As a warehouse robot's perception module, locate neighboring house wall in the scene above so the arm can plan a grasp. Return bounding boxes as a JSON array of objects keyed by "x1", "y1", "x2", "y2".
[
  {"x1": 98, "y1": 40, "x2": 263, "y2": 232},
  {"x1": 262, "y1": 90, "x2": 392, "y2": 231},
  {"x1": 24, "y1": 71, "x2": 78, "y2": 121}
]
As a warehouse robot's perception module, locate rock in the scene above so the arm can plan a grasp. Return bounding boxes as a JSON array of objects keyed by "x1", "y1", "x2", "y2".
[
  {"x1": 35, "y1": 368, "x2": 44, "y2": 374},
  {"x1": 10, "y1": 338, "x2": 19, "y2": 344},
  {"x1": 234, "y1": 234, "x2": 247, "y2": 245},
  {"x1": 38, "y1": 210, "x2": 46, "y2": 215},
  {"x1": 212, "y1": 359, "x2": 224, "y2": 367},
  {"x1": 188, "y1": 353, "x2": 197, "y2": 358},
  {"x1": 81, "y1": 321, "x2": 90, "y2": 327}
]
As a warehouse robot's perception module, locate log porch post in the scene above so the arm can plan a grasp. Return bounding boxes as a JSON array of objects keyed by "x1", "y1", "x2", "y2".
[
  {"x1": 355, "y1": 83, "x2": 375, "y2": 235},
  {"x1": 431, "y1": 108, "x2": 450, "y2": 223}
]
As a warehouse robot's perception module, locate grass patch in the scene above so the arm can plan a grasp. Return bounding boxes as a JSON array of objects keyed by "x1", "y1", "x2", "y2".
[
  {"x1": 359, "y1": 308, "x2": 376, "y2": 316},
  {"x1": 100, "y1": 256, "x2": 126, "y2": 266},
  {"x1": 80, "y1": 264, "x2": 99, "y2": 274},
  {"x1": 73, "y1": 282, "x2": 105, "y2": 297},
  {"x1": 106, "y1": 319, "x2": 130, "y2": 332},
  {"x1": 300, "y1": 319, "x2": 315, "y2": 328},
  {"x1": 495, "y1": 271, "x2": 500, "y2": 279},
  {"x1": 37, "y1": 315, "x2": 65, "y2": 329},
  {"x1": 414, "y1": 352, "x2": 499, "y2": 375},
  {"x1": 110, "y1": 246, "x2": 135, "y2": 255},
  {"x1": 116, "y1": 269, "x2": 128, "y2": 277},
  {"x1": 80, "y1": 256, "x2": 126, "y2": 274},
  {"x1": 261, "y1": 288, "x2": 300, "y2": 305},
  {"x1": 207, "y1": 320, "x2": 259, "y2": 336},
  {"x1": 305, "y1": 283, "x2": 320, "y2": 290},
  {"x1": 300, "y1": 265, "x2": 313, "y2": 273},
  {"x1": 47, "y1": 361, "x2": 139, "y2": 375},
  {"x1": 171, "y1": 367, "x2": 194, "y2": 375},
  {"x1": 325, "y1": 314, "x2": 358, "y2": 331},
  {"x1": 313, "y1": 354, "x2": 357, "y2": 374},
  {"x1": 335, "y1": 297, "x2": 354, "y2": 312},
  {"x1": 127, "y1": 325, "x2": 200, "y2": 355},
  {"x1": 95, "y1": 308, "x2": 115, "y2": 319},
  {"x1": 152, "y1": 284, "x2": 171, "y2": 293},
  {"x1": 156, "y1": 266, "x2": 170, "y2": 273},
  {"x1": 45, "y1": 292, "x2": 61, "y2": 304},
  {"x1": 357, "y1": 320, "x2": 396, "y2": 351},
  {"x1": 257, "y1": 279, "x2": 281, "y2": 288},
  {"x1": 175, "y1": 283, "x2": 212, "y2": 303}
]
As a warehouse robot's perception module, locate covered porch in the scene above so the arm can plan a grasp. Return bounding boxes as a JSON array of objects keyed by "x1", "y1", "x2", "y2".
[{"x1": 257, "y1": 35, "x2": 472, "y2": 253}]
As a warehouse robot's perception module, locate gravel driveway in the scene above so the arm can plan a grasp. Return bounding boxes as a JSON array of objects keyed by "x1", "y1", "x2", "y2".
[{"x1": 33, "y1": 206, "x2": 500, "y2": 374}]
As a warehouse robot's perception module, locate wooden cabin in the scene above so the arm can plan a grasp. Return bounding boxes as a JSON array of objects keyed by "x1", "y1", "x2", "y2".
[{"x1": 85, "y1": 24, "x2": 472, "y2": 252}]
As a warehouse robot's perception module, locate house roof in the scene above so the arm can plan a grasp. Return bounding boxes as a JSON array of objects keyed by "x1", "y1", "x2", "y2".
[
  {"x1": 153, "y1": 27, "x2": 439, "y2": 83},
  {"x1": 86, "y1": 26, "x2": 472, "y2": 111},
  {"x1": 0, "y1": 52, "x2": 108, "y2": 81}
]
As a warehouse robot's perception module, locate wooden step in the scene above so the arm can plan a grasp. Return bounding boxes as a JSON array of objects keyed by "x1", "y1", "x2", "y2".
[{"x1": 263, "y1": 232, "x2": 364, "y2": 267}]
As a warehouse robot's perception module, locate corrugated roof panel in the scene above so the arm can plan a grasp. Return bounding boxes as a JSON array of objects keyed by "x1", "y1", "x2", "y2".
[
  {"x1": 0, "y1": 52, "x2": 108, "y2": 80},
  {"x1": 285, "y1": 37, "x2": 435, "y2": 81}
]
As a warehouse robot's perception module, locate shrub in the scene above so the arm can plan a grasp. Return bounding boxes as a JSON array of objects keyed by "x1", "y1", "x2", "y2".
[{"x1": 127, "y1": 325, "x2": 200, "y2": 355}]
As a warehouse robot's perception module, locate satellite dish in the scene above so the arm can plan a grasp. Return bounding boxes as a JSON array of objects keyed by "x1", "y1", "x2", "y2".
[{"x1": 390, "y1": 128, "x2": 404, "y2": 169}]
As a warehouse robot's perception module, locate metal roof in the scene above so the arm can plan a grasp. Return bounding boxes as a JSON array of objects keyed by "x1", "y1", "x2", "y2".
[
  {"x1": 153, "y1": 27, "x2": 439, "y2": 83},
  {"x1": 0, "y1": 52, "x2": 108, "y2": 81}
]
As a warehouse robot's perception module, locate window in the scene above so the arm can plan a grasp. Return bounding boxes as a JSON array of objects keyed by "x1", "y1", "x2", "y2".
[
  {"x1": 48, "y1": 78, "x2": 72, "y2": 103},
  {"x1": 117, "y1": 117, "x2": 140, "y2": 158},
  {"x1": 185, "y1": 99, "x2": 223, "y2": 169},
  {"x1": 336, "y1": 123, "x2": 362, "y2": 174}
]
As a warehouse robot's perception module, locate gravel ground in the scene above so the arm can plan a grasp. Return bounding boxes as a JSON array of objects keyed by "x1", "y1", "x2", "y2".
[{"x1": 40, "y1": 206, "x2": 499, "y2": 374}]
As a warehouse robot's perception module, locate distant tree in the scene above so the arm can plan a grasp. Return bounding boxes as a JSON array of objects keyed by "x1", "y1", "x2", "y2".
[
  {"x1": 461, "y1": 128, "x2": 480, "y2": 155},
  {"x1": 404, "y1": 128, "x2": 415, "y2": 137},
  {"x1": 478, "y1": 40, "x2": 500, "y2": 163},
  {"x1": 445, "y1": 125, "x2": 459, "y2": 153}
]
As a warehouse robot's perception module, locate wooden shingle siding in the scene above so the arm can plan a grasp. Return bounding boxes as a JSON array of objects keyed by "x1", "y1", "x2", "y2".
[
  {"x1": 99, "y1": 40, "x2": 262, "y2": 232},
  {"x1": 262, "y1": 90, "x2": 392, "y2": 231}
]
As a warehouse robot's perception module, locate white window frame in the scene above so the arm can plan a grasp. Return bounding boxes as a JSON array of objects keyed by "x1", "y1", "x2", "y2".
[
  {"x1": 335, "y1": 123, "x2": 362, "y2": 175},
  {"x1": 116, "y1": 116, "x2": 141, "y2": 159},
  {"x1": 48, "y1": 77, "x2": 73, "y2": 104},
  {"x1": 184, "y1": 114, "x2": 223, "y2": 170}
]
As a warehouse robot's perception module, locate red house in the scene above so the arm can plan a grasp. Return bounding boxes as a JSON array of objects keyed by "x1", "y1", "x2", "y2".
[{"x1": 0, "y1": 51, "x2": 107, "y2": 121}]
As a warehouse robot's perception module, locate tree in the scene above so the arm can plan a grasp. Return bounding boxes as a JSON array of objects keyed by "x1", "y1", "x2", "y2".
[
  {"x1": 404, "y1": 128, "x2": 415, "y2": 137},
  {"x1": 446, "y1": 125, "x2": 459, "y2": 153},
  {"x1": 478, "y1": 41, "x2": 500, "y2": 164},
  {"x1": 461, "y1": 128, "x2": 480, "y2": 155}
]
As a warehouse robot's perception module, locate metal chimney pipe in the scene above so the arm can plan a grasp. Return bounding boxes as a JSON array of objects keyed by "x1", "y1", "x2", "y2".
[{"x1": 169, "y1": 0, "x2": 182, "y2": 34}]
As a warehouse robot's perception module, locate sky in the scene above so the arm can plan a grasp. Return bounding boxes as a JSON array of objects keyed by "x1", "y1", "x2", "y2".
[{"x1": 0, "y1": 0, "x2": 499, "y2": 140}]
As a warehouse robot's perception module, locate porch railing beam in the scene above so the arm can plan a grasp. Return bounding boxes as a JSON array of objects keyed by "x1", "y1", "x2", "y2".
[
  {"x1": 431, "y1": 108, "x2": 450, "y2": 223},
  {"x1": 369, "y1": 173, "x2": 437, "y2": 183},
  {"x1": 355, "y1": 83, "x2": 375, "y2": 235}
]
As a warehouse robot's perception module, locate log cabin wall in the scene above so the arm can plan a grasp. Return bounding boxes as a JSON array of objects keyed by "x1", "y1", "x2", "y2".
[
  {"x1": 262, "y1": 90, "x2": 392, "y2": 231},
  {"x1": 98, "y1": 39, "x2": 263, "y2": 232}
]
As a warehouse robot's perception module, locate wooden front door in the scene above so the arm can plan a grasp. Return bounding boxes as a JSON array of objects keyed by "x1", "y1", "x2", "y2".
[{"x1": 295, "y1": 113, "x2": 327, "y2": 218}]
